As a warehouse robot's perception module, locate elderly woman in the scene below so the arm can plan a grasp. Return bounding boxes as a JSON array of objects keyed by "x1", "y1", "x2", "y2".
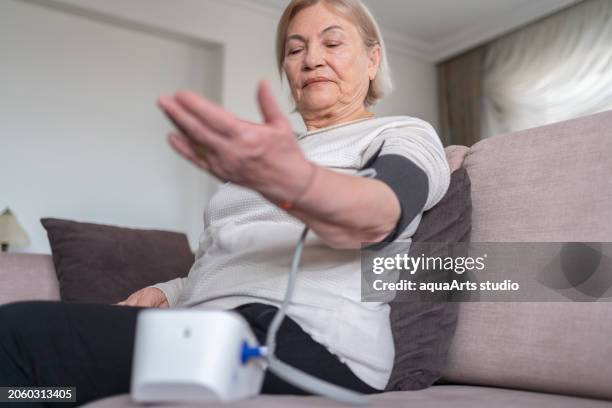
[{"x1": 0, "y1": 0, "x2": 449, "y2": 404}]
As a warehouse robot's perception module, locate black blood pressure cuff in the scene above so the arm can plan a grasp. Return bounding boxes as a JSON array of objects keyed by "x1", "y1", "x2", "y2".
[{"x1": 361, "y1": 145, "x2": 429, "y2": 246}]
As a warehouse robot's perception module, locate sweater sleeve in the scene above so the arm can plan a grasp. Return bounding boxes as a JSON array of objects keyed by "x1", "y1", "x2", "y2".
[
  {"x1": 149, "y1": 277, "x2": 187, "y2": 307},
  {"x1": 361, "y1": 118, "x2": 450, "y2": 212},
  {"x1": 360, "y1": 118, "x2": 450, "y2": 243}
]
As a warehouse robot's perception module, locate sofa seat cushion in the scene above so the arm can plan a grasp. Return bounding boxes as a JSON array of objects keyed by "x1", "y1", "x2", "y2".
[{"x1": 81, "y1": 385, "x2": 611, "y2": 408}]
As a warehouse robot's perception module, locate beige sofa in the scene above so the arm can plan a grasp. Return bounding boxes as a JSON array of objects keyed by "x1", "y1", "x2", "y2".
[{"x1": 1, "y1": 110, "x2": 611, "y2": 407}]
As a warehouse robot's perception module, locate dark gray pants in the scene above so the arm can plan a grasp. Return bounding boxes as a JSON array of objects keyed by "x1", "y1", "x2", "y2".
[{"x1": 0, "y1": 300, "x2": 379, "y2": 406}]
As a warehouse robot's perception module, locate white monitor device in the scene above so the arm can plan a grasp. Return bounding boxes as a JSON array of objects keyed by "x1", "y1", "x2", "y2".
[{"x1": 130, "y1": 309, "x2": 265, "y2": 403}]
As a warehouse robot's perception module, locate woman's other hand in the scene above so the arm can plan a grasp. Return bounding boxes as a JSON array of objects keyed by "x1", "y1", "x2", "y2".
[
  {"x1": 115, "y1": 287, "x2": 169, "y2": 308},
  {"x1": 157, "y1": 80, "x2": 313, "y2": 205}
]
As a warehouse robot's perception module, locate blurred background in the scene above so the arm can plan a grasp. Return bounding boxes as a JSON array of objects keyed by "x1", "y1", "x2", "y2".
[{"x1": 1, "y1": 0, "x2": 610, "y2": 253}]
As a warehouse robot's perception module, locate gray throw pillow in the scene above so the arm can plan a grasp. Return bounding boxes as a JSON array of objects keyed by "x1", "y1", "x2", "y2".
[
  {"x1": 385, "y1": 166, "x2": 471, "y2": 391},
  {"x1": 41, "y1": 218, "x2": 193, "y2": 304}
]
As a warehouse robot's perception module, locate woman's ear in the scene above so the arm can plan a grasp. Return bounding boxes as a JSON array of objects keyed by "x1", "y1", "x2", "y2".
[{"x1": 367, "y1": 44, "x2": 381, "y2": 81}]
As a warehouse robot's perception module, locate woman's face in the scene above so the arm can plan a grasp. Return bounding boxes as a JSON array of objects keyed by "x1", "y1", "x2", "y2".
[{"x1": 282, "y1": 2, "x2": 380, "y2": 117}]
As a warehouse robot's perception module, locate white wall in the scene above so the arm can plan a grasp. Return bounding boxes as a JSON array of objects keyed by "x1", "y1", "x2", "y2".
[
  {"x1": 373, "y1": 50, "x2": 439, "y2": 127},
  {"x1": 1, "y1": 0, "x2": 438, "y2": 254},
  {"x1": 0, "y1": 0, "x2": 223, "y2": 253},
  {"x1": 34, "y1": 0, "x2": 440, "y2": 129}
]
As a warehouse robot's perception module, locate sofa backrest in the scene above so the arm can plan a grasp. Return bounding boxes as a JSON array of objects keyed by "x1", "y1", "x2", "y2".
[
  {"x1": 0, "y1": 253, "x2": 60, "y2": 305},
  {"x1": 441, "y1": 110, "x2": 612, "y2": 400}
]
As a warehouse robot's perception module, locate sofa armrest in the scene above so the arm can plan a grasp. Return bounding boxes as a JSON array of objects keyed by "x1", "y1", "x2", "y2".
[{"x1": 0, "y1": 253, "x2": 60, "y2": 305}]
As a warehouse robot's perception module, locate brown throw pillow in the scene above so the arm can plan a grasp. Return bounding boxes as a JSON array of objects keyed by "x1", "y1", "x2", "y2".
[
  {"x1": 41, "y1": 218, "x2": 193, "y2": 304},
  {"x1": 385, "y1": 167, "x2": 471, "y2": 391}
]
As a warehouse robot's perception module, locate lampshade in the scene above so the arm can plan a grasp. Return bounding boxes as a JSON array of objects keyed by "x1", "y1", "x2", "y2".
[{"x1": 0, "y1": 207, "x2": 30, "y2": 249}]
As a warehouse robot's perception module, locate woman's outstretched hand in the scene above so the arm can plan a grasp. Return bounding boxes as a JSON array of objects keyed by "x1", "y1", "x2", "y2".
[
  {"x1": 115, "y1": 287, "x2": 169, "y2": 308},
  {"x1": 157, "y1": 79, "x2": 313, "y2": 205}
]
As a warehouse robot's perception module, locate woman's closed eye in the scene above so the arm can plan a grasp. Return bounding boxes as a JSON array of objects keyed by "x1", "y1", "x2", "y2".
[{"x1": 287, "y1": 42, "x2": 341, "y2": 55}]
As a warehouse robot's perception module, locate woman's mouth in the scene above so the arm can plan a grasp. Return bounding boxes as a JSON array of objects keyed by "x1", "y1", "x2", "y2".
[{"x1": 303, "y1": 78, "x2": 331, "y2": 88}]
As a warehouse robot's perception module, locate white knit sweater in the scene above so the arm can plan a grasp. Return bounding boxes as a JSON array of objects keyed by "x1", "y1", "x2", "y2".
[{"x1": 151, "y1": 116, "x2": 450, "y2": 390}]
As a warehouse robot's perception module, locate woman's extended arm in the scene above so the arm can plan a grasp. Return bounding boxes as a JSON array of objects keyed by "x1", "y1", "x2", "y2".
[
  {"x1": 157, "y1": 80, "x2": 445, "y2": 249},
  {"x1": 270, "y1": 163, "x2": 401, "y2": 248},
  {"x1": 285, "y1": 127, "x2": 448, "y2": 248},
  {"x1": 280, "y1": 151, "x2": 434, "y2": 248}
]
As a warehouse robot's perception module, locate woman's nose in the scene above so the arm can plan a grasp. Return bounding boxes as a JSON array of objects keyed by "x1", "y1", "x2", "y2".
[{"x1": 302, "y1": 45, "x2": 325, "y2": 70}]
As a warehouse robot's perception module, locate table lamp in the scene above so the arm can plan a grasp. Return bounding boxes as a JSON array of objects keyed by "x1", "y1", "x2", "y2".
[{"x1": 0, "y1": 207, "x2": 30, "y2": 252}]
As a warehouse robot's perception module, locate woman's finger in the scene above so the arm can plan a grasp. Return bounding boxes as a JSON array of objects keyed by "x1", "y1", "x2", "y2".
[
  {"x1": 174, "y1": 91, "x2": 242, "y2": 137},
  {"x1": 190, "y1": 142, "x2": 210, "y2": 158},
  {"x1": 168, "y1": 133, "x2": 212, "y2": 172},
  {"x1": 238, "y1": 118, "x2": 263, "y2": 127},
  {"x1": 257, "y1": 79, "x2": 288, "y2": 127},
  {"x1": 158, "y1": 96, "x2": 226, "y2": 151}
]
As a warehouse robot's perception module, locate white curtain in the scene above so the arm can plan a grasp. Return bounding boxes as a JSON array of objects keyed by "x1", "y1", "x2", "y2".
[{"x1": 481, "y1": 0, "x2": 612, "y2": 139}]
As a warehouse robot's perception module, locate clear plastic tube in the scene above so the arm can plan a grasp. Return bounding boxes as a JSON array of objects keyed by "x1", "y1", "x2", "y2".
[{"x1": 264, "y1": 168, "x2": 378, "y2": 405}]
